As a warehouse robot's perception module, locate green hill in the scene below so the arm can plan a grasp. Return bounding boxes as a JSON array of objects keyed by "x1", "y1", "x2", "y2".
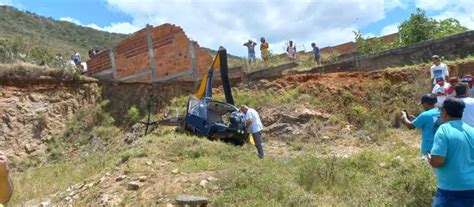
[{"x1": 0, "y1": 5, "x2": 127, "y2": 62}]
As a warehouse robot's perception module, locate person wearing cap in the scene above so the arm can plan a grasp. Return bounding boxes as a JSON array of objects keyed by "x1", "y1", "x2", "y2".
[
  {"x1": 401, "y1": 94, "x2": 441, "y2": 157},
  {"x1": 445, "y1": 77, "x2": 459, "y2": 98},
  {"x1": 455, "y1": 82, "x2": 474, "y2": 127},
  {"x1": 428, "y1": 98, "x2": 474, "y2": 206},
  {"x1": 0, "y1": 151, "x2": 13, "y2": 205},
  {"x1": 461, "y1": 74, "x2": 473, "y2": 97},
  {"x1": 432, "y1": 77, "x2": 450, "y2": 107},
  {"x1": 430, "y1": 55, "x2": 449, "y2": 85}
]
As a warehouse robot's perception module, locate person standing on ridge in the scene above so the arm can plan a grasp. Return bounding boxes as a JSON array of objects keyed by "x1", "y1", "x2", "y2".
[
  {"x1": 311, "y1": 42, "x2": 321, "y2": 66},
  {"x1": 243, "y1": 40, "x2": 257, "y2": 64},
  {"x1": 401, "y1": 94, "x2": 441, "y2": 159},
  {"x1": 430, "y1": 55, "x2": 449, "y2": 85},
  {"x1": 241, "y1": 105, "x2": 265, "y2": 159},
  {"x1": 260, "y1": 37, "x2": 269, "y2": 63},
  {"x1": 287, "y1": 40, "x2": 297, "y2": 62}
]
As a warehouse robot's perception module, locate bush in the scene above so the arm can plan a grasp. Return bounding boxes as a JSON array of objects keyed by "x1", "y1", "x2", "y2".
[
  {"x1": 346, "y1": 103, "x2": 369, "y2": 128},
  {"x1": 126, "y1": 105, "x2": 141, "y2": 126},
  {"x1": 119, "y1": 148, "x2": 149, "y2": 163}
]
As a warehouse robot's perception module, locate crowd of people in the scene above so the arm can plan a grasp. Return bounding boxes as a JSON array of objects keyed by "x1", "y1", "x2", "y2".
[
  {"x1": 401, "y1": 55, "x2": 474, "y2": 206},
  {"x1": 243, "y1": 38, "x2": 321, "y2": 66}
]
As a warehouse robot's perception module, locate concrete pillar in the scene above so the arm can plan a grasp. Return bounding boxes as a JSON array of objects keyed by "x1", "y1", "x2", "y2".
[
  {"x1": 189, "y1": 40, "x2": 198, "y2": 87},
  {"x1": 108, "y1": 49, "x2": 117, "y2": 81},
  {"x1": 146, "y1": 24, "x2": 158, "y2": 82}
]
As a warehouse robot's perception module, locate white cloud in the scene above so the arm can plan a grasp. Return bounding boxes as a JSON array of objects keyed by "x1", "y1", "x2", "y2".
[
  {"x1": 59, "y1": 16, "x2": 141, "y2": 34},
  {"x1": 415, "y1": 0, "x2": 474, "y2": 30},
  {"x1": 415, "y1": 0, "x2": 450, "y2": 11},
  {"x1": 0, "y1": 0, "x2": 21, "y2": 8},
  {"x1": 380, "y1": 24, "x2": 399, "y2": 35},
  {"x1": 102, "y1": 0, "x2": 405, "y2": 56},
  {"x1": 0, "y1": 0, "x2": 13, "y2": 6},
  {"x1": 59, "y1": 17, "x2": 81, "y2": 25}
]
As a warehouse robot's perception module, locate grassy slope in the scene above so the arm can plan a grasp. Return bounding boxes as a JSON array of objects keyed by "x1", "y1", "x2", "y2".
[
  {"x1": 0, "y1": 6, "x2": 127, "y2": 58},
  {"x1": 8, "y1": 55, "x2": 454, "y2": 205},
  {"x1": 11, "y1": 131, "x2": 435, "y2": 206}
]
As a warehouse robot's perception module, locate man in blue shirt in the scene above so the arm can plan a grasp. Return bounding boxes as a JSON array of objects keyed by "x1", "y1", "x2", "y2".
[
  {"x1": 311, "y1": 42, "x2": 320, "y2": 66},
  {"x1": 401, "y1": 93, "x2": 441, "y2": 157},
  {"x1": 428, "y1": 98, "x2": 474, "y2": 206},
  {"x1": 241, "y1": 105, "x2": 264, "y2": 158}
]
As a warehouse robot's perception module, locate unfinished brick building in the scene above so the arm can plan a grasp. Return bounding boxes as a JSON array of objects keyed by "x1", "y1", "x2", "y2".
[{"x1": 87, "y1": 24, "x2": 213, "y2": 83}]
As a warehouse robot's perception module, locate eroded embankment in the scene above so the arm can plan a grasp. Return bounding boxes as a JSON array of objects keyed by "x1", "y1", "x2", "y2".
[{"x1": 0, "y1": 80, "x2": 99, "y2": 160}]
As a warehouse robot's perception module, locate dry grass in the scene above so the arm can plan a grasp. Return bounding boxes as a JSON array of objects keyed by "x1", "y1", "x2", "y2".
[{"x1": 0, "y1": 63, "x2": 83, "y2": 83}]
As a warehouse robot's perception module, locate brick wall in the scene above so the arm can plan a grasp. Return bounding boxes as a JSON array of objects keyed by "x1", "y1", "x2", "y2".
[
  {"x1": 320, "y1": 33, "x2": 399, "y2": 56},
  {"x1": 320, "y1": 42, "x2": 356, "y2": 55},
  {"x1": 87, "y1": 24, "x2": 213, "y2": 83}
]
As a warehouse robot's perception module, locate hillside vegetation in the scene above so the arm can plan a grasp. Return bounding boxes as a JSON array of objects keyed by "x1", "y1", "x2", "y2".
[{"x1": 0, "y1": 6, "x2": 127, "y2": 64}]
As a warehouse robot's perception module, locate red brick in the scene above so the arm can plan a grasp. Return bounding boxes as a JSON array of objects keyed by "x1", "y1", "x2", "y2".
[{"x1": 88, "y1": 24, "x2": 213, "y2": 82}]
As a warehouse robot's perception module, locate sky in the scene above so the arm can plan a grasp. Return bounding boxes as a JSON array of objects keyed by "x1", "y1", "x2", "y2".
[{"x1": 1, "y1": 0, "x2": 473, "y2": 56}]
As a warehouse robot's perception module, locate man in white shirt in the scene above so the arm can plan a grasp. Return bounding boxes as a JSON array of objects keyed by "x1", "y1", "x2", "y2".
[
  {"x1": 241, "y1": 105, "x2": 264, "y2": 158},
  {"x1": 455, "y1": 83, "x2": 474, "y2": 127},
  {"x1": 432, "y1": 78, "x2": 450, "y2": 107},
  {"x1": 430, "y1": 55, "x2": 449, "y2": 85}
]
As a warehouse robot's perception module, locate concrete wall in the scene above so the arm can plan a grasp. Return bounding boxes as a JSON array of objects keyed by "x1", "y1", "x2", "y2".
[
  {"x1": 309, "y1": 30, "x2": 474, "y2": 73},
  {"x1": 87, "y1": 24, "x2": 213, "y2": 83},
  {"x1": 244, "y1": 62, "x2": 298, "y2": 82}
]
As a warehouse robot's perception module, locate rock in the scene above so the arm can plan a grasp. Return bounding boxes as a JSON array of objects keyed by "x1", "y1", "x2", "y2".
[
  {"x1": 64, "y1": 196, "x2": 72, "y2": 202},
  {"x1": 176, "y1": 195, "x2": 209, "y2": 206},
  {"x1": 39, "y1": 199, "x2": 51, "y2": 207},
  {"x1": 24, "y1": 143, "x2": 37, "y2": 154},
  {"x1": 146, "y1": 161, "x2": 152, "y2": 166},
  {"x1": 172, "y1": 169, "x2": 179, "y2": 174},
  {"x1": 127, "y1": 181, "x2": 140, "y2": 191},
  {"x1": 139, "y1": 176, "x2": 147, "y2": 182},
  {"x1": 116, "y1": 175, "x2": 127, "y2": 182},
  {"x1": 74, "y1": 183, "x2": 85, "y2": 190},
  {"x1": 207, "y1": 176, "x2": 218, "y2": 181},
  {"x1": 28, "y1": 93, "x2": 42, "y2": 102},
  {"x1": 199, "y1": 179, "x2": 208, "y2": 188}
]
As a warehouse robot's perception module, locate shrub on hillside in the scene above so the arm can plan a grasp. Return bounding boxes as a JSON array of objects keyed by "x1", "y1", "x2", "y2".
[{"x1": 125, "y1": 105, "x2": 141, "y2": 126}]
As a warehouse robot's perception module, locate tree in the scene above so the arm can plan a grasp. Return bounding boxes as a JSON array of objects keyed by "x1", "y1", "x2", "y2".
[
  {"x1": 354, "y1": 30, "x2": 372, "y2": 55},
  {"x1": 433, "y1": 18, "x2": 469, "y2": 39},
  {"x1": 398, "y1": 9, "x2": 468, "y2": 45},
  {"x1": 353, "y1": 30, "x2": 400, "y2": 55},
  {"x1": 398, "y1": 9, "x2": 435, "y2": 45}
]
